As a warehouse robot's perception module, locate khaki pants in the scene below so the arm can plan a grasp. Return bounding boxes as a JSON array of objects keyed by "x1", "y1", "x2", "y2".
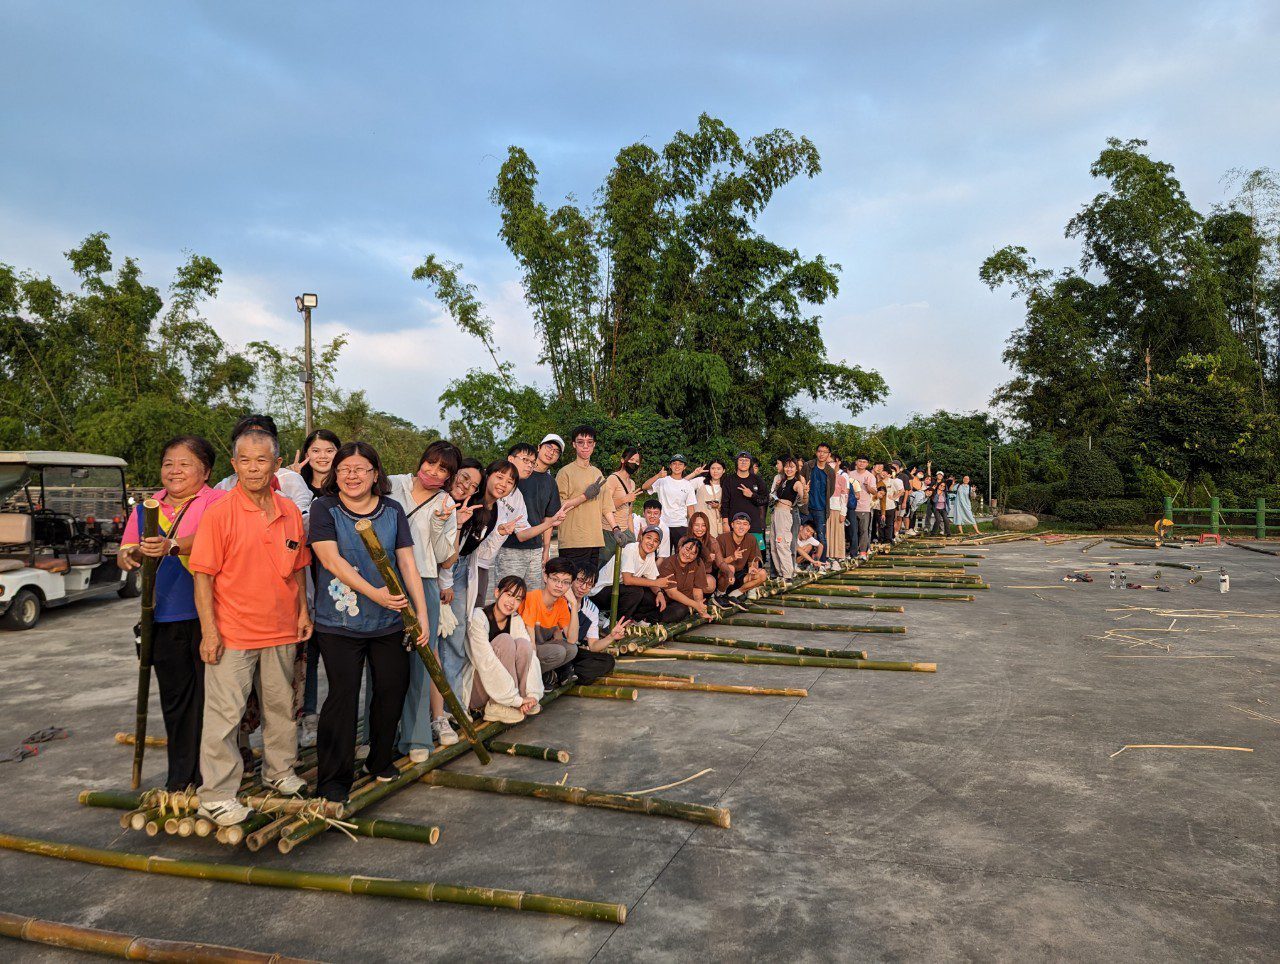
[
  {"x1": 772, "y1": 503, "x2": 796, "y2": 579},
  {"x1": 198, "y1": 643, "x2": 298, "y2": 801}
]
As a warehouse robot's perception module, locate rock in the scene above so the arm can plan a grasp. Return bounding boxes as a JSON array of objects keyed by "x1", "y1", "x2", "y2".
[{"x1": 995, "y1": 512, "x2": 1038, "y2": 531}]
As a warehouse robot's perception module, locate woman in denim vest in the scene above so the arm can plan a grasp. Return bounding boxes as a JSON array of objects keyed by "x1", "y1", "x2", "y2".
[{"x1": 308, "y1": 441, "x2": 428, "y2": 802}]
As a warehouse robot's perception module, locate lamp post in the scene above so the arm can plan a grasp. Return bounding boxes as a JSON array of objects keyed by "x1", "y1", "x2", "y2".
[
  {"x1": 295, "y1": 293, "x2": 318, "y2": 437},
  {"x1": 987, "y1": 442, "x2": 993, "y2": 512}
]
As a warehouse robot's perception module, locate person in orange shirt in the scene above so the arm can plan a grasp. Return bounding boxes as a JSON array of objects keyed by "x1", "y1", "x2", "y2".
[
  {"x1": 519, "y1": 556, "x2": 579, "y2": 687},
  {"x1": 189, "y1": 428, "x2": 312, "y2": 827}
]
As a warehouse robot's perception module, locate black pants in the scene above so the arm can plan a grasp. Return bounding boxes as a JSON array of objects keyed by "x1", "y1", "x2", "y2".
[
  {"x1": 930, "y1": 507, "x2": 950, "y2": 536},
  {"x1": 667, "y1": 526, "x2": 688, "y2": 547},
  {"x1": 152, "y1": 618, "x2": 204, "y2": 791},
  {"x1": 571, "y1": 647, "x2": 615, "y2": 684},
  {"x1": 595, "y1": 584, "x2": 689, "y2": 624},
  {"x1": 558, "y1": 546, "x2": 600, "y2": 573},
  {"x1": 314, "y1": 629, "x2": 410, "y2": 801}
]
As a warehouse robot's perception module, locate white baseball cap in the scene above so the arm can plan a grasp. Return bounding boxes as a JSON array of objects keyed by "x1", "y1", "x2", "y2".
[{"x1": 540, "y1": 433, "x2": 565, "y2": 452}]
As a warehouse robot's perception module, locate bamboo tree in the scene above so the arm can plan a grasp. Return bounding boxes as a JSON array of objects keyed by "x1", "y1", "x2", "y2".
[{"x1": 130, "y1": 499, "x2": 160, "y2": 789}]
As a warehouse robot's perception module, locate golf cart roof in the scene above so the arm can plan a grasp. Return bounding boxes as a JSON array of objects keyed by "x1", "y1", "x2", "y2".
[{"x1": 0, "y1": 451, "x2": 128, "y2": 469}]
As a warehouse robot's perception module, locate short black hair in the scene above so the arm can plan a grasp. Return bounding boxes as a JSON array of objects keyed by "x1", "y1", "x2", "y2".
[
  {"x1": 507, "y1": 442, "x2": 537, "y2": 458},
  {"x1": 160, "y1": 435, "x2": 217, "y2": 477},
  {"x1": 231, "y1": 414, "x2": 278, "y2": 442},
  {"x1": 573, "y1": 564, "x2": 598, "y2": 584},
  {"x1": 323, "y1": 441, "x2": 391, "y2": 497},
  {"x1": 677, "y1": 535, "x2": 701, "y2": 552},
  {"x1": 544, "y1": 556, "x2": 577, "y2": 577},
  {"x1": 494, "y1": 575, "x2": 528, "y2": 600},
  {"x1": 643, "y1": 498, "x2": 662, "y2": 512},
  {"x1": 570, "y1": 425, "x2": 597, "y2": 442},
  {"x1": 816, "y1": 442, "x2": 831, "y2": 452}
]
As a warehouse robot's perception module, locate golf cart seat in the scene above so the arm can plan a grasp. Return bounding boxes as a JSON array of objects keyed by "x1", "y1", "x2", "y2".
[
  {"x1": 0, "y1": 512, "x2": 33, "y2": 546},
  {"x1": 67, "y1": 552, "x2": 102, "y2": 567},
  {"x1": 33, "y1": 557, "x2": 69, "y2": 574},
  {"x1": 0, "y1": 559, "x2": 22, "y2": 573}
]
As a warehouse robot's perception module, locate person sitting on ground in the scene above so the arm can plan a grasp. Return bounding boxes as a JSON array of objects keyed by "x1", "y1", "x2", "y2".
[
  {"x1": 631, "y1": 498, "x2": 671, "y2": 558},
  {"x1": 658, "y1": 536, "x2": 711, "y2": 619},
  {"x1": 567, "y1": 565, "x2": 631, "y2": 684},
  {"x1": 463, "y1": 575, "x2": 542, "y2": 725},
  {"x1": 795, "y1": 521, "x2": 826, "y2": 570},
  {"x1": 190, "y1": 427, "x2": 312, "y2": 827},
  {"x1": 592, "y1": 525, "x2": 679, "y2": 623},
  {"x1": 688, "y1": 510, "x2": 733, "y2": 597},
  {"x1": 519, "y1": 556, "x2": 581, "y2": 686},
  {"x1": 307, "y1": 441, "x2": 429, "y2": 802},
  {"x1": 716, "y1": 511, "x2": 768, "y2": 601}
]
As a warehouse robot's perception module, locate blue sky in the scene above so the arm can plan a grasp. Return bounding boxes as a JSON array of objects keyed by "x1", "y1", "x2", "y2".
[{"x1": 3, "y1": 1, "x2": 1277, "y2": 431}]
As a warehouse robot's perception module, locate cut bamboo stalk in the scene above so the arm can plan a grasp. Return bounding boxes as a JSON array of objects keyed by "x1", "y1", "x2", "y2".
[
  {"x1": 486, "y1": 741, "x2": 571, "y2": 764},
  {"x1": 717, "y1": 615, "x2": 905, "y2": 634},
  {"x1": 630, "y1": 648, "x2": 937, "y2": 673},
  {"x1": 353, "y1": 519, "x2": 489, "y2": 765},
  {"x1": 831, "y1": 579, "x2": 986, "y2": 590},
  {"x1": 114, "y1": 732, "x2": 166, "y2": 748},
  {"x1": 420, "y1": 770, "x2": 730, "y2": 828},
  {"x1": 346, "y1": 816, "x2": 442, "y2": 846},
  {"x1": 237, "y1": 795, "x2": 346, "y2": 819},
  {"x1": 606, "y1": 668, "x2": 697, "y2": 682},
  {"x1": 771, "y1": 598, "x2": 905, "y2": 613},
  {"x1": 194, "y1": 817, "x2": 215, "y2": 838},
  {"x1": 565, "y1": 684, "x2": 638, "y2": 701},
  {"x1": 834, "y1": 572, "x2": 983, "y2": 583},
  {"x1": 0, "y1": 831, "x2": 626, "y2": 924},
  {"x1": 794, "y1": 590, "x2": 973, "y2": 602},
  {"x1": 0, "y1": 909, "x2": 320, "y2": 963},
  {"x1": 597, "y1": 677, "x2": 808, "y2": 698},
  {"x1": 130, "y1": 499, "x2": 160, "y2": 790},
  {"x1": 743, "y1": 605, "x2": 786, "y2": 616},
  {"x1": 220, "y1": 812, "x2": 276, "y2": 848},
  {"x1": 677, "y1": 634, "x2": 868, "y2": 660}
]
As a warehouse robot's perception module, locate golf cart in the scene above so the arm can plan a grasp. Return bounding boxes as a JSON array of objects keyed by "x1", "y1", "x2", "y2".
[{"x1": 0, "y1": 451, "x2": 137, "y2": 630}]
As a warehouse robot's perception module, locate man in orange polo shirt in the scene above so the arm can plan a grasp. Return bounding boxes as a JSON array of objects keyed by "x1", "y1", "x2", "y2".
[{"x1": 190, "y1": 428, "x2": 312, "y2": 826}]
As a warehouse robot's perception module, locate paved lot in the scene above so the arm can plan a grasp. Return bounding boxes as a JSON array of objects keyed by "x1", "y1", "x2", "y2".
[{"x1": 0, "y1": 541, "x2": 1276, "y2": 961}]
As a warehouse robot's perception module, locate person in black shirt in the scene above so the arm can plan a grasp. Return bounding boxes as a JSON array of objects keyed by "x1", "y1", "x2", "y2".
[{"x1": 721, "y1": 451, "x2": 769, "y2": 548}]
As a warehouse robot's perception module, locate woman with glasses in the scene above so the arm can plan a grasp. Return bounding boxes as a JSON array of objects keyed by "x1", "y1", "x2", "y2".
[
  {"x1": 389, "y1": 440, "x2": 463, "y2": 752},
  {"x1": 307, "y1": 441, "x2": 429, "y2": 802},
  {"x1": 461, "y1": 575, "x2": 542, "y2": 725}
]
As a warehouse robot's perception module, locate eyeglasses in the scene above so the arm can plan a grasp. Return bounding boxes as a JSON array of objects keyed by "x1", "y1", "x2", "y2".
[
  {"x1": 546, "y1": 576, "x2": 574, "y2": 587},
  {"x1": 454, "y1": 476, "x2": 480, "y2": 492},
  {"x1": 336, "y1": 466, "x2": 374, "y2": 477}
]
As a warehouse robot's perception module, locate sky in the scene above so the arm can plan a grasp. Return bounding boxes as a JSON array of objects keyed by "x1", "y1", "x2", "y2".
[{"x1": 2, "y1": 1, "x2": 1277, "y2": 432}]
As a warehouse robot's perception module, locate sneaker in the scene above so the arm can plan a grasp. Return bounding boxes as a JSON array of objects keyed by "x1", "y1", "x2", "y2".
[
  {"x1": 363, "y1": 764, "x2": 399, "y2": 783},
  {"x1": 264, "y1": 772, "x2": 307, "y2": 797},
  {"x1": 483, "y1": 701, "x2": 525, "y2": 725},
  {"x1": 355, "y1": 743, "x2": 370, "y2": 762},
  {"x1": 431, "y1": 717, "x2": 459, "y2": 747},
  {"x1": 198, "y1": 799, "x2": 253, "y2": 827},
  {"x1": 408, "y1": 747, "x2": 431, "y2": 764},
  {"x1": 298, "y1": 714, "x2": 318, "y2": 749}
]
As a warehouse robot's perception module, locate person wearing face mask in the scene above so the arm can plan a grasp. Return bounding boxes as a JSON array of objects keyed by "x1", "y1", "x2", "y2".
[{"x1": 601, "y1": 447, "x2": 642, "y2": 560}]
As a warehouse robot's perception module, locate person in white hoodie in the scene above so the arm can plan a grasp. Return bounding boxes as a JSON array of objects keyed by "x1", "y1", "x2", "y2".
[{"x1": 463, "y1": 576, "x2": 543, "y2": 725}]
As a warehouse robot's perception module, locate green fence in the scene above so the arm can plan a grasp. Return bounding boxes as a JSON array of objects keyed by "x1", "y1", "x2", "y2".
[{"x1": 1161, "y1": 496, "x2": 1280, "y2": 539}]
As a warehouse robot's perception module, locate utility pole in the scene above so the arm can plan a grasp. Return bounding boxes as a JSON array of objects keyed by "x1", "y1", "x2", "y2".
[
  {"x1": 296, "y1": 294, "x2": 318, "y2": 436},
  {"x1": 987, "y1": 442, "x2": 993, "y2": 510}
]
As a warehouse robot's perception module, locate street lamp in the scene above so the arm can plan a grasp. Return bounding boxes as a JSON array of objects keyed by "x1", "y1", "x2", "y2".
[{"x1": 296, "y1": 293, "x2": 318, "y2": 436}]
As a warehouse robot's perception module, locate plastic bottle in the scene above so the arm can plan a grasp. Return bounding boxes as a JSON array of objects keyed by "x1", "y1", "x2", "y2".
[
  {"x1": 1109, "y1": 571, "x2": 1117, "y2": 590},
  {"x1": 1120, "y1": 570, "x2": 1127, "y2": 589},
  {"x1": 1219, "y1": 568, "x2": 1230, "y2": 593}
]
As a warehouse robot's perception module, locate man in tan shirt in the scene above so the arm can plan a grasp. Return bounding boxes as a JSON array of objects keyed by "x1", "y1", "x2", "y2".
[{"x1": 556, "y1": 424, "x2": 606, "y2": 572}]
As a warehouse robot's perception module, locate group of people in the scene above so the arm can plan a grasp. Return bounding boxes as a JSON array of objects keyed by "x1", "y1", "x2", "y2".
[{"x1": 118, "y1": 418, "x2": 978, "y2": 827}]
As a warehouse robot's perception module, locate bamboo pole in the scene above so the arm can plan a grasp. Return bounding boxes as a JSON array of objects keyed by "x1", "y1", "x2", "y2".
[
  {"x1": 609, "y1": 542, "x2": 622, "y2": 628},
  {"x1": 115, "y1": 732, "x2": 166, "y2": 748},
  {"x1": 597, "y1": 677, "x2": 808, "y2": 697},
  {"x1": 220, "y1": 812, "x2": 276, "y2": 848},
  {"x1": 0, "y1": 831, "x2": 626, "y2": 924},
  {"x1": 833, "y1": 572, "x2": 982, "y2": 583},
  {"x1": 487, "y1": 741, "x2": 571, "y2": 764},
  {"x1": 677, "y1": 633, "x2": 868, "y2": 660},
  {"x1": 830, "y1": 579, "x2": 986, "y2": 591},
  {"x1": 353, "y1": 519, "x2": 489, "y2": 765},
  {"x1": 245, "y1": 814, "x2": 297, "y2": 853},
  {"x1": 565, "y1": 684, "x2": 638, "y2": 701},
  {"x1": 0, "y1": 909, "x2": 319, "y2": 963},
  {"x1": 630, "y1": 648, "x2": 937, "y2": 672},
  {"x1": 742, "y1": 605, "x2": 786, "y2": 616},
  {"x1": 793, "y1": 590, "x2": 973, "y2": 602},
  {"x1": 238, "y1": 795, "x2": 346, "y2": 819},
  {"x1": 770, "y1": 598, "x2": 905, "y2": 613},
  {"x1": 345, "y1": 816, "x2": 442, "y2": 846},
  {"x1": 606, "y1": 668, "x2": 697, "y2": 682},
  {"x1": 131, "y1": 499, "x2": 160, "y2": 790},
  {"x1": 420, "y1": 770, "x2": 730, "y2": 828},
  {"x1": 716, "y1": 615, "x2": 905, "y2": 634}
]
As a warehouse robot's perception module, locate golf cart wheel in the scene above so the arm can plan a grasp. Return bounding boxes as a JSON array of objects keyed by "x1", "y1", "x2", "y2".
[
  {"x1": 118, "y1": 569, "x2": 141, "y2": 599},
  {"x1": 1, "y1": 589, "x2": 42, "y2": 631}
]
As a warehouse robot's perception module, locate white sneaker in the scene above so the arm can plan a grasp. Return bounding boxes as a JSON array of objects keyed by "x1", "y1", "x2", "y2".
[
  {"x1": 198, "y1": 799, "x2": 253, "y2": 827},
  {"x1": 298, "y1": 714, "x2": 318, "y2": 749},
  {"x1": 483, "y1": 701, "x2": 525, "y2": 725},
  {"x1": 408, "y1": 748, "x2": 431, "y2": 764},
  {"x1": 264, "y1": 773, "x2": 307, "y2": 797},
  {"x1": 432, "y1": 717, "x2": 460, "y2": 746}
]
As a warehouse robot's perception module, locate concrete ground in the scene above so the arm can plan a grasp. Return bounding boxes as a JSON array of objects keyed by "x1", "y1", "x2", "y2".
[{"x1": 0, "y1": 540, "x2": 1276, "y2": 962}]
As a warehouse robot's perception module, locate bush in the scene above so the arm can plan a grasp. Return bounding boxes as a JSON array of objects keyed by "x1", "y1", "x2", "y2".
[
  {"x1": 1004, "y1": 481, "x2": 1064, "y2": 514},
  {"x1": 1055, "y1": 498, "x2": 1148, "y2": 528},
  {"x1": 1062, "y1": 440, "x2": 1124, "y2": 494}
]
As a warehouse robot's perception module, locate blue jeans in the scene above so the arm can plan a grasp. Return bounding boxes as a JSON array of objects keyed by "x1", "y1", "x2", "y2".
[
  {"x1": 806, "y1": 505, "x2": 827, "y2": 551},
  {"x1": 397, "y1": 575, "x2": 441, "y2": 754}
]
